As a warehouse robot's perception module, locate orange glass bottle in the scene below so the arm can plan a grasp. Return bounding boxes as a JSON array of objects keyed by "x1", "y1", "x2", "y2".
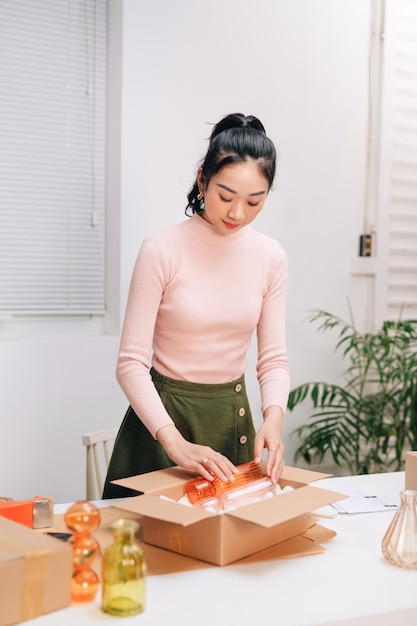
[{"x1": 186, "y1": 461, "x2": 263, "y2": 506}]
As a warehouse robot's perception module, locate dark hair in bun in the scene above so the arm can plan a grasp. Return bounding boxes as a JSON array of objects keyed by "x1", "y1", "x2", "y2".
[{"x1": 186, "y1": 113, "x2": 276, "y2": 215}]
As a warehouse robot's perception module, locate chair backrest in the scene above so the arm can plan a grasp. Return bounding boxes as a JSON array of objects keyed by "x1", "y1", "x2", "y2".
[{"x1": 81, "y1": 428, "x2": 118, "y2": 501}]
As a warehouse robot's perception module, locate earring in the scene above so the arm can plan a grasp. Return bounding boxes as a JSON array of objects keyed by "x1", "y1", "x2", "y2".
[{"x1": 197, "y1": 192, "x2": 205, "y2": 212}]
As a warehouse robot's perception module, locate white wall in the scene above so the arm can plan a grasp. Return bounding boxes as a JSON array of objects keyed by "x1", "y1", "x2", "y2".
[
  {"x1": 0, "y1": 0, "x2": 372, "y2": 503},
  {"x1": 117, "y1": 0, "x2": 372, "y2": 463}
]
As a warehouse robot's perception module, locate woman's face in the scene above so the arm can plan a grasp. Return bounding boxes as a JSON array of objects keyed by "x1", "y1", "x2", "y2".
[{"x1": 198, "y1": 160, "x2": 269, "y2": 235}]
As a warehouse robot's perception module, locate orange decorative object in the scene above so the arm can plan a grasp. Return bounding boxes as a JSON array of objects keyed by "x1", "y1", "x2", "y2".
[
  {"x1": 0, "y1": 500, "x2": 33, "y2": 527},
  {"x1": 185, "y1": 461, "x2": 263, "y2": 506},
  {"x1": 64, "y1": 500, "x2": 101, "y2": 603}
]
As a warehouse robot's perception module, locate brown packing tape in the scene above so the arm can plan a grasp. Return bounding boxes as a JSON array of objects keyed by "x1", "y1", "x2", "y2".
[
  {"x1": 0, "y1": 535, "x2": 47, "y2": 621},
  {"x1": 20, "y1": 552, "x2": 47, "y2": 621},
  {"x1": 169, "y1": 530, "x2": 189, "y2": 555}
]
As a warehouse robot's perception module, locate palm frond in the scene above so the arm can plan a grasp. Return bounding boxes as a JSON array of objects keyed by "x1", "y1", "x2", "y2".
[{"x1": 288, "y1": 310, "x2": 417, "y2": 474}]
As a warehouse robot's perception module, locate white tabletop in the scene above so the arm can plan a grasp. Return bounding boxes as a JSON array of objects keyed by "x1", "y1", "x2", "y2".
[{"x1": 29, "y1": 471, "x2": 417, "y2": 626}]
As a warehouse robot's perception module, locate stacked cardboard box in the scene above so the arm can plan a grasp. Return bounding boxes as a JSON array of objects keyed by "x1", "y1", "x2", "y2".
[{"x1": 0, "y1": 517, "x2": 72, "y2": 626}]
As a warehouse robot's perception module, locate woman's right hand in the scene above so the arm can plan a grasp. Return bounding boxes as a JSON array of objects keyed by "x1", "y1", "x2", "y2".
[{"x1": 156, "y1": 424, "x2": 238, "y2": 483}]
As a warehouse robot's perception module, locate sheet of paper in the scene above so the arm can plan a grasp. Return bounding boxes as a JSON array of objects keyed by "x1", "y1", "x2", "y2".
[{"x1": 331, "y1": 490, "x2": 398, "y2": 514}]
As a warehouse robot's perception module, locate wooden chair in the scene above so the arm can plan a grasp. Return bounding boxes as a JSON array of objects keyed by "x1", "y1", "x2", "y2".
[{"x1": 81, "y1": 428, "x2": 118, "y2": 500}]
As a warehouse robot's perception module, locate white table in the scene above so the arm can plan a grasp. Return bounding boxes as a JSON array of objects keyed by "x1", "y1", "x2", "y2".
[{"x1": 30, "y1": 472, "x2": 417, "y2": 626}]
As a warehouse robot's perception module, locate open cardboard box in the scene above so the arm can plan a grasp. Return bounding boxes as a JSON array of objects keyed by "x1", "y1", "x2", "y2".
[
  {"x1": 405, "y1": 451, "x2": 417, "y2": 491},
  {"x1": 0, "y1": 517, "x2": 72, "y2": 626},
  {"x1": 111, "y1": 465, "x2": 346, "y2": 566}
]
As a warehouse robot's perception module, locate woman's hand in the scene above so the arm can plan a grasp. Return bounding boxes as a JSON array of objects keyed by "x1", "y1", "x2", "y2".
[
  {"x1": 253, "y1": 405, "x2": 285, "y2": 484},
  {"x1": 156, "y1": 424, "x2": 238, "y2": 482}
]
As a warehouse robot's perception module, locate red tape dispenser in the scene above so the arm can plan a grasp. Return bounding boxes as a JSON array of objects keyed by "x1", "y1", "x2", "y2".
[{"x1": 0, "y1": 495, "x2": 53, "y2": 528}]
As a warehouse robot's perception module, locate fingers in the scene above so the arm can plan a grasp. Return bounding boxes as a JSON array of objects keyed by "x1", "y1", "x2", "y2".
[
  {"x1": 265, "y1": 444, "x2": 285, "y2": 484},
  {"x1": 159, "y1": 430, "x2": 238, "y2": 482},
  {"x1": 197, "y1": 450, "x2": 237, "y2": 482}
]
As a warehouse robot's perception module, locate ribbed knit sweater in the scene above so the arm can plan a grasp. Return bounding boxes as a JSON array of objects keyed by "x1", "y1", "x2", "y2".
[{"x1": 116, "y1": 212, "x2": 290, "y2": 438}]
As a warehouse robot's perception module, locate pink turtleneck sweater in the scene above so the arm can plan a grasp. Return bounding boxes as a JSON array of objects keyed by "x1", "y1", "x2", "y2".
[{"x1": 116, "y1": 212, "x2": 290, "y2": 438}]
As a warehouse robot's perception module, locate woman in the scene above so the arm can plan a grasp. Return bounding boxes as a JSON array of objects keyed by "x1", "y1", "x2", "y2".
[{"x1": 103, "y1": 112, "x2": 290, "y2": 499}]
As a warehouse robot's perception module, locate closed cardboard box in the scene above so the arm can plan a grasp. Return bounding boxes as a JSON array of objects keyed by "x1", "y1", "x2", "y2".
[{"x1": 0, "y1": 517, "x2": 72, "y2": 626}]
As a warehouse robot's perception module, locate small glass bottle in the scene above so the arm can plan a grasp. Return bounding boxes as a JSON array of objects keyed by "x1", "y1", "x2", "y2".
[
  {"x1": 101, "y1": 518, "x2": 146, "y2": 616},
  {"x1": 64, "y1": 500, "x2": 101, "y2": 603},
  {"x1": 186, "y1": 460, "x2": 263, "y2": 505},
  {"x1": 381, "y1": 489, "x2": 417, "y2": 569}
]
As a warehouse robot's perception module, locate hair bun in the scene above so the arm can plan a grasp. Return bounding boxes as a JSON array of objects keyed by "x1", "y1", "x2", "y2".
[{"x1": 210, "y1": 113, "x2": 266, "y2": 141}]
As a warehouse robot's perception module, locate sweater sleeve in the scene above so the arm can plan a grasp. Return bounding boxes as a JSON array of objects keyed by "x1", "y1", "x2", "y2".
[
  {"x1": 116, "y1": 236, "x2": 175, "y2": 438},
  {"x1": 256, "y1": 244, "x2": 290, "y2": 415}
]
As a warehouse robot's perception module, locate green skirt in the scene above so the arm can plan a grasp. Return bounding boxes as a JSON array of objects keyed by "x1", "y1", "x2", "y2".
[{"x1": 102, "y1": 368, "x2": 255, "y2": 499}]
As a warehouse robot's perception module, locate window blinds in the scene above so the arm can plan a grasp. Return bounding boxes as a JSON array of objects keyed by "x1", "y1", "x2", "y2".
[
  {"x1": 379, "y1": 0, "x2": 417, "y2": 320},
  {"x1": 0, "y1": 0, "x2": 106, "y2": 316}
]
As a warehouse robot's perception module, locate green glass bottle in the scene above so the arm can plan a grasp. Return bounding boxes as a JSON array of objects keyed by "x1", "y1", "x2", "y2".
[{"x1": 101, "y1": 518, "x2": 146, "y2": 616}]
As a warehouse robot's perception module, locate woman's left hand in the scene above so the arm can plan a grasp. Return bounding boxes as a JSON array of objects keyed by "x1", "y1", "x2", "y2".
[{"x1": 253, "y1": 405, "x2": 285, "y2": 484}]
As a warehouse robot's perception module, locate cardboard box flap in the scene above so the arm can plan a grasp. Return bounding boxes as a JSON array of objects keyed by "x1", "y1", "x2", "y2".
[
  {"x1": 113, "y1": 466, "x2": 196, "y2": 494},
  {"x1": 112, "y1": 494, "x2": 213, "y2": 526},
  {"x1": 112, "y1": 486, "x2": 346, "y2": 530},
  {"x1": 227, "y1": 485, "x2": 346, "y2": 528},
  {"x1": 0, "y1": 517, "x2": 70, "y2": 554},
  {"x1": 113, "y1": 465, "x2": 332, "y2": 495},
  {"x1": 280, "y1": 466, "x2": 331, "y2": 484}
]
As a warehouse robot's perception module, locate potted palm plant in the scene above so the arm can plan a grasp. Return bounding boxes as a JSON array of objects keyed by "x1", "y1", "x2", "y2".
[{"x1": 287, "y1": 310, "x2": 417, "y2": 475}]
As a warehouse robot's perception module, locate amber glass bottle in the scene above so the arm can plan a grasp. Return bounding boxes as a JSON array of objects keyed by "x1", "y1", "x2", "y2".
[
  {"x1": 185, "y1": 461, "x2": 263, "y2": 505},
  {"x1": 101, "y1": 519, "x2": 147, "y2": 616}
]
